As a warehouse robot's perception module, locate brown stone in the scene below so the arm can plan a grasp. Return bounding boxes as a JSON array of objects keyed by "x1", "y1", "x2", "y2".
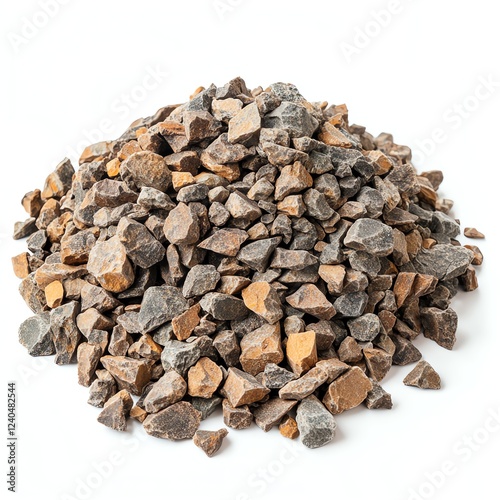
[
  {"x1": 121, "y1": 151, "x2": 172, "y2": 192},
  {"x1": 286, "y1": 284, "x2": 336, "y2": 320},
  {"x1": 318, "y1": 123, "x2": 353, "y2": 147},
  {"x1": 172, "y1": 303, "x2": 201, "y2": 341},
  {"x1": 338, "y1": 337, "x2": 363, "y2": 363},
  {"x1": 87, "y1": 236, "x2": 135, "y2": 293},
  {"x1": 239, "y1": 323, "x2": 284, "y2": 376},
  {"x1": 130, "y1": 405, "x2": 148, "y2": 423},
  {"x1": 198, "y1": 229, "x2": 248, "y2": 256},
  {"x1": 187, "y1": 357, "x2": 223, "y2": 398},
  {"x1": 76, "y1": 308, "x2": 114, "y2": 336},
  {"x1": 464, "y1": 227, "x2": 485, "y2": 239},
  {"x1": 403, "y1": 360, "x2": 441, "y2": 389},
  {"x1": 318, "y1": 265, "x2": 345, "y2": 295},
  {"x1": 241, "y1": 282, "x2": 283, "y2": 324},
  {"x1": 221, "y1": 367, "x2": 270, "y2": 407},
  {"x1": 97, "y1": 389, "x2": 133, "y2": 431},
  {"x1": 393, "y1": 272, "x2": 417, "y2": 308},
  {"x1": 460, "y1": 265, "x2": 479, "y2": 292},
  {"x1": 286, "y1": 331, "x2": 318, "y2": 376},
  {"x1": 363, "y1": 348, "x2": 392, "y2": 382},
  {"x1": 22, "y1": 189, "x2": 44, "y2": 217},
  {"x1": 128, "y1": 334, "x2": 163, "y2": 361},
  {"x1": 228, "y1": 102, "x2": 261, "y2": 145},
  {"x1": 323, "y1": 367, "x2": 373, "y2": 414},
  {"x1": 143, "y1": 371, "x2": 187, "y2": 413},
  {"x1": 193, "y1": 428, "x2": 228, "y2": 457},
  {"x1": 163, "y1": 202, "x2": 200, "y2": 245},
  {"x1": 34, "y1": 262, "x2": 87, "y2": 289},
  {"x1": 274, "y1": 162, "x2": 313, "y2": 201},
  {"x1": 77, "y1": 343, "x2": 102, "y2": 387},
  {"x1": 222, "y1": 399, "x2": 253, "y2": 429},
  {"x1": 279, "y1": 415, "x2": 300, "y2": 439},
  {"x1": 100, "y1": 355, "x2": 152, "y2": 395},
  {"x1": 278, "y1": 366, "x2": 329, "y2": 400},
  {"x1": 143, "y1": 401, "x2": 201, "y2": 440},
  {"x1": 12, "y1": 252, "x2": 30, "y2": 279},
  {"x1": 44, "y1": 280, "x2": 64, "y2": 309},
  {"x1": 253, "y1": 398, "x2": 297, "y2": 432}
]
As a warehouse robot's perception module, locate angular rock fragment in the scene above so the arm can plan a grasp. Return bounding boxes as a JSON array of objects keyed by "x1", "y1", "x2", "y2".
[
  {"x1": 18, "y1": 313, "x2": 55, "y2": 356},
  {"x1": 143, "y1": 401, "x2": 201, "y2": 440},
  {"x1": 365, "y1": 380, "x2": 393, "y2": 409},
  {"x1": 241, "y1": 282, "x2": 283, "y2": 324},
  {"x1": 163, "y1": 203, "x2": 200, "y2": 245},
  {"x1": 421, "y1": 307, "x2": 458, "y2": 350},
  {"x1": 286, "y1": 331, "x2": 318, "y2": 376},
  {"x1": 77, "y1": 343, "x2": 102, "y2": 387},
  {"x1": 222, "y1": 399, "x2": 253, "y2": 429},
  {"x1": 296, "y1": 395, "x2": 337, "y2": 449},
  {"x1": 347, "y1": 314, "x2": 381, "y2": 342},
  {"x1": 323, "y1": 367, "x2": 373, "y2": 415},
  {"x1": 143, "y1": 371, "x2": 187, "y2": 413},
  {"x1": 239, "y1": 323, "x2": 284, "y2": 375},
  {"x1": 286, "y1": 284, "x2": 335, "y2": 320},
  {"x1": 198, "y1": 229, "x2": 248, "y2": 256},
  {"x1": 193, "y1": 428, "x2": 228, "y2": 457},
  {"x1": 182, "y1": 264, "x2": 220, "y2": 298},
  {"x1": 97, "y1": 389, "x2": 133, "y2": 431},
  {"x1": 100, "y1": 355, "x2": 152, "y2": 395},
  {"x1": 262, "y1": 363, "x2": 298, "y2": 389},
  {"x1": 50, "y1": 301, "x2": 81, "y2": 365},
  {"x1": 199, "y1": 293, "x2": 248, "y2": 321},
  {"x1": 279, "y1": 366, "x2": 329, "y2": 400},
  {"x1": 221, "y1": 367, "x2": 270, "y2": 407},
  {"x1": 191, "y1": 396, "x2": 222, "y2": 420},
  {"x1": 253, "y1": 398, "x2": 297, "y2": 432},
  {"x1": 403, "y1": 361, "x2": 441, "y2": 389},
  {"x1": 279, "y1": 415, "x2": 299, "y2": 439},
  {"x1": 121, "y1": 151, "x2": 172, "y2": 192},
  {"x1": 344, "y1": 218, "x2": 394, "y2": 256},
  {"x1": 188, "y1": 357, "x2": 223, "y2": 398},
  {"x1": 88, "y1": 370, "x2": 117, "y2": 408}
]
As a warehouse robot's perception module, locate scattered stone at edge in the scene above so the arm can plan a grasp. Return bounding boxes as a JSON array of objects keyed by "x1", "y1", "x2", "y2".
[
  {"x1": 18, "y1": 313, "x2": 55, "y2": 356},
  {"x1": 97, "y1": 389, "x2": 133, "y2": 431},
  {"x1": 143, "y1": 401, "x2": 202, "y2": 440},
  {"x1": 279, "y1": 415, "x2": 299, "y2": 439},
  {"x1": 365, "y1": 380, "x2": 393, "y2": 409},
  {"x1": 100, "y1": 355, "x2": 152, "y2": 395},
  {"x1": 222, "y1": 399, "x2": 253, "y2": 429},
  {"x1": 464, "y1": 227, "x2": 485, "y2": 239},
  {"x1": 403, "y1": 361, "x2": 441, "y2": 389},
  {"x1": 194, "y1": 428, "x2": 229, "y2": 457},
  {"x1": 88, "y1": 370, "x2": 117, "y2": 408},
  {"x1": 296, "y1": 395, "x2": 337, "y2": 449},
  {"x1": 253, "y1": 398, "x2": 297, "y2": 432}
]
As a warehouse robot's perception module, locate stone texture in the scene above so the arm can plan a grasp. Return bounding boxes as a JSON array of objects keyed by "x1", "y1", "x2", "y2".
[
  {"x1": 143, "y1": 401, "x2": 201, "y2": 440},
  {"x1": 323, "y1": 367, "x2": 373, "y2": 415},
  {"x1": 253, "y1": 398, "x2": 297, "y2": 432},
  {"x1": 77, "y1": 343, "x2": 102, "y2": 387},
  {"x1": 403, "y1": 361, "x2": 441, "y2": 389},
  {"x1": 286, "y1": 284, "x2": 336, "y2": 320},
  {"x1": 347, "y1": 314, "x2": 381, "y2": 342},
  {"x1": 286, "y1": 331, "x2": 318, "y2": 376},
  {"x1": 143, "y1": 371, "x2": 187, "y2": 413},
  {"x1": 239, "y1": 323, "x2": 284, "y2": 376},
  {"x1": 187, "y1": 357, "x2": 223, "y2": 398},
  {"x1": 221, "y1": 367, "x2": 270, "y2": 407},
  {"x1": 18, "y1": 313, "x2": 55, "y2": 356},
  {"x1": 222, "y1": 399, "x2": 253, "y2": 429},
  {"x1": 121, "y1": 151, "x2": 172, "y2": 192},
  {"x1": 193, "y1": 428, "x2": 228, "y2": 457},
  {"x1": 100, "y1": 355, "x2": 152, "y2": 395},
  {"x1": 421, "y1": 307, "x2": 458, "y2": 350},
  {"x1": 97, "y1": 389, "x2": 133, "y2": 431},
  {"x1": 296, "y1": 395, "x2": 337, "y2": 449},
  {"x1": 279, "y1": 416, "x2": 299, "y2": 439},
  {"x1": 241, "y1": 282, "x2": 283, "y2": 324},
  {"x1": 199, "y1": 293, "x2": 248, "y2": 321},
  {"x1": 50, "y1": 301, "x2": 81, "y2": 365},
  {"x1": 344, "y1": 219, "x2": 394, "y2": 256},
  {"x1": 365, "y1": 380, "x2": 393, "y2": 409}
]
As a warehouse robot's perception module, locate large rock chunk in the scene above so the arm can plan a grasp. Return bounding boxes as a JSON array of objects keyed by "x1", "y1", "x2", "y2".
[
  {"x1": 239, "y1": 323, "x2": 284, "y2": 376},
  {"x1": 121, "y1": 151, "x2": 172, "y2": 192},
  {"x1": 138, "y1": 286, "x2": 189, "y2": 333},
  {"x1": 322, "y1": 367, "x2": 373, "y2": 414},
  {"x1": 413, "y1": 245, "x2": 473, "y2": 281},
  {"x1": 117, "y1": 217, "x2": 165, "y2": 268},
  {"x1": 296, "y1": 395, "x2": 337, "y2": 449},
  {"x1": 163, "y1": 203, "x2": 200, "y2": 245},
  {"x1": 100, "y1": 355, "x2": 152, "y2": 395},
  {"x1": 421, "y1": 307, "x2": 458, "y2": 350},
  {"x1": 199, "y1": 292, "x2": 248, "y2": 321},
  {"x1": 182, "y1": 264, "x2": 220, "y2": 298},
  {"x1": 143, "y1": 401, "x2": 201, "y2": 440},
  {"x1": 50, "y1": 301, "x2": 81, "y2": 365},
  {"x1": 241, "y1": 282, "x2": 283, "y2": 324},
  {"x1": 87, "y1": 236, "x2": 135, "y2": 293},
  {"x1": 187, "y1": 357, "x2": 223, "y2": 398},
  {"x1": 344, "y1": 218, "x2": 394, "y2": 257},
  {"x1": 236, "y1": 237, "x2": 281, "y2": 272},
  {"x1": 286, "y1": 284, "x2": 336, "y2": 320},
  {"x1": 228, "y1": 102, "x2": 261, "y2": 145},
  {"x1": 18, "y1": 313, "x2": 55, "y2": 356}
]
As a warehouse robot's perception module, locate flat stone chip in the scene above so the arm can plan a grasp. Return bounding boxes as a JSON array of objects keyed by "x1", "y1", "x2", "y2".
[
  {"x1": 253, "y1": 398, "x2": 297, "y2": 432},
  {"x1": 143, "y1": 401, "x2": 202, "y2": 440},
  {"x1": 221, "y1": 367, "x2": 270, "y2": 407}
]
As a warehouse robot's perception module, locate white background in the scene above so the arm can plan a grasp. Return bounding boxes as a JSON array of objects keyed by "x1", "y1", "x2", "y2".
[{"x1": 1, "y1": 1, "x2": 499, "y2": 499}]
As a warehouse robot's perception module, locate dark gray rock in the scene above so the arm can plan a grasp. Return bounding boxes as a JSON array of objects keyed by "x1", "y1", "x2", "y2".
[
  {"x1": 413, "y1": 245, "x2": 473, "y2": 281},
  {"x1": 161, "y1": 339, "x2": 202, "y2": 377},
  {"x1": 199, "y1": 293, "x2": 248, "y2": 321},
  {"x1": 237, "y1": 237, "x2": 281, "y2": 272},
  {"x1": 18, "y1": 313, "x2": 55, "y2": 356},
  {"x1": 333, "y1": 292, "x2": 369, "y2": 318},
  {"x1": 344, "y1": 218, "x2": 394, "y2": 256},
  {"x1": 296, "y1": 395, "x2": 337, "y2": 449},
  {"x1": 182, "y1": 264, "x2": 221, "y2": 298},
  {"x1": 347, "y1": 313, "x2": 381, "y2": 341}
]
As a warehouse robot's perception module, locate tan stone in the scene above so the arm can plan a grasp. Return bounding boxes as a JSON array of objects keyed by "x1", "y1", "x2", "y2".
[
  {"x1": 45, "y1": 280, "x2": 64, "y2": 309},
  {"x1": 286, "y1": 331, "x2": 318, "y2": 376},
  {"x1": 11, "y1": 252, "x2": 30, "y2": 279},
  {"x1": 318, "y1": 123, "x2": 352, "y2": 148},
  {"x1": 130, "y1": 405, "x2": 148, "y2": 423},
  {"x1": 100, "y1": 355, "x2": 152, "y2": 396},
  {"x1": 322, "y1": 367, "x2": 373, "y2": 415},
  {"x1": 277, "y1": 195, "x2": 306, "y2": 217},
  {"x1": 106, "y1": 158, "x2": 121, "y2": 177},
  {"x1": 363, "y1": 348, "x2": 392, "y2": 382},
  {"x1": 393, "y1": 272, "x2": 417, "y2": 308},
  {"x1": 221, "y1": 367, "x2": 270, "y2": 407},
  {"x1": 274, "y1": 162, "x2": 313, "y2": 201},
  {"x1": 239, "y1": 323, "x2": 284, "y2": 376},
  {"x1": 285, "y1": 284, "x2": 336, "y2": 320},
  {"x1": 188, "y1": 357, "x2": 223, "y2": 398},
  {"x1": 318, "y1": 265, "x2": 346, "y2": 295},
  {"x1": 338, "y1": 337, "x2": 363, "y2": 363},
  {"x1": 241, "y1": 281, "x2": 283, "y2": 324},
  {"x1": 217, "y1": 276, "x2": 251, "y2": 295},
  {"x1": 172, "y1": 303, "x2": 201, "y2": 341},
  {"x1": 172, "y1": 172, "x2": 195, "y2": 191},
  {"x1": 279, "y1": 415, "x2": 299, "y2": 439},
  {"x1": 87, "y1": 236, "x2": 135, "y2": 293},
  {"x1": 366, "y1": 150, "x2": 393, "y2": 175}
]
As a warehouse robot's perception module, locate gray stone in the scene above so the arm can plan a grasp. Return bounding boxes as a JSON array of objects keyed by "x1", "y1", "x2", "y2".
[
  {"x1": 213, "y1": 330, "x2": 241, "y2": 367},
  {"x1": 421, "y1": 307, "x2": 458, "y2": 350},
  {"x1": 262, "y1": 363, "x2": 298, "y2": 389},
  {"x1": 236, "y1": 237, "x2": 281, "y2": 273},
  {"x1": 191, "y1": 396, "x2": 223, "y2": 420},
  {"x1": 138, "y1": 286, "x2": 189, "y2": 333},
  {"x1": 13, "y1": 218, "x2": 37, "y2": 240},
  {"x1": 143, "y1": 371, "x2": 187, "y2": 413},
  {"x1": 143, "y1": 401, "x2": 201, "y2": 440},
  {"x1": 137, "y1": 187, "x2": 175, "y2": 211},
  {"x1": 270, "y1": 248, "x2": 318, "y2": 270},
  {"x1": 161, "y1": 339, "x2": 202, "y2": 377},
  {"x1": 303, "y1": 189, "x2": 335, "y2": 221},
  {"x1": 199, "y1": 292, "x2": 248, "y2": 321},
  {"x1": 356, "y1": 186, "x2": 384, "y2": 218},
  {"x1": 347, "y1": 314, "x2": 381, "y2": 341},
  {"x1": 264, "y1": 102, "x2": 318, "y2": 138},
  {"x1": 413, "y1": 245, "x2": 473, "y2": 281},
  {"x1": 333, "y1": 292, "x2": 369, "y2": 318},
  {"x1": 390, "y1": 334, "x2": 422, "y2": 365},
  {"x1": 365, "y1": 380, "x2": 393, "y2": 409},
  {"x1": 296, "y1": 395, "x2": 337, "y2": 449},
  {"x1": 344, "y1": 218, "x2": 394, "y2": 256},
  {"x1": 182, "y1": 265, "x2": 221, "y2": 298},
  {"x1": 18, "y1": 313, "x2": 55, "y2": 356},
  {"x1": 253, "y1": 398, "x2": 297, "y2": 432},
  {"x1": 177, "y1": 183, "x2": 210, "y2": 203},
  {"x1": 88, "y1": 370, "x2": 117, "y2": 408}
]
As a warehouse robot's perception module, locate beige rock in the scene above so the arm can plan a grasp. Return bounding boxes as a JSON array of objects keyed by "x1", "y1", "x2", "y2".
[
  {"x1": 286, "y1": 331, "x2": 318, "y2": 376},
  {"x1": 241, "y1": 281, "x2": 283, "y2": 324},
  {"x1": 318, "y1": 265, "x2": 346, "y2": 295},
  {"x1": 221, "y1": 367, "x2": 270, "y2": 407},
  {"x1": 172, "y1": 303, "x2": 201, "y2": 341},
  {"x1": 45, "y1": 280, "x2": 64, "y2": 309},
  {"x1": 188, "y1": 357, "x2": 223, "y2": 398},
  {"x1": 286, "y1": 284, "x2": 336, "y2": 320}
]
